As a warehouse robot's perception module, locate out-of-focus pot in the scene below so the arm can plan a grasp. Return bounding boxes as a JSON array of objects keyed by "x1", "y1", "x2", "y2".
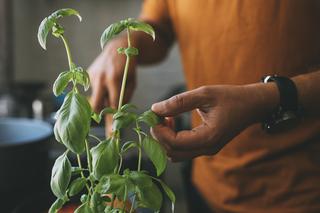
[{"x1": 0, "y1": 118, "x2": 52, "y2": 212}]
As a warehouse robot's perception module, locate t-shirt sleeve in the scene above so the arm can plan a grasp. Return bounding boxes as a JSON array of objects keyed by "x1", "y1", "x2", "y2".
[{"x1": 139, "y1": 0, "x2": 170, "y2": 25}]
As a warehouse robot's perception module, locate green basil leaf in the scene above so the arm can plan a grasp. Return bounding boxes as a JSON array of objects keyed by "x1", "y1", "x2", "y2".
[
  {"x1": 53, "y1": 123, "x2": 62, "y2": 144},
  {"x1": 136, "y1": 182, "x2": 162, "y2": 211},
  {"x1": 104, "y1": 206, "x2": 112, "y2": 213},
  {"x1": 90, "y1": 193, "x2": 108, "y2": 213},
  {"x1": 38, "y1": 8, "x2": 81, "y2": 50},
  {"x1": 128, "y1": 171, "x2": 153, "y2": 188},
  {"x1": 74, "y1": 202, "x2": 93, "y2": 213},
  {"x1": 104, "y1": 207, "x2": 122, "y2": 213},
  {"x1": 117, "y1": 47, "x2": 139, "y2": 56},
  {"x1": 121, "y1": 141, "x2": 138, "y2": 153},
  {"x1": 38, "y1": 17, "x2": 56, "y2": 50},
  {"x1": 54, "y1": 92, "x2": 91, "y2": 154},
  {"x1": 96, "y1": 174, "x2": 122, "y2": 197},
  {"x1": 158, "y1": 179, "x2": 176, "y2": 212},
  {"x1": 48, "y1": 198, "x2": 65, "y2": 213},
  {"x1": 100, "y1": 107, "x2": 117, "y2": 115},
  {"x1": 91, "y1": 191, "x2": 102, "y2": 206},
  {"x1": 50, "y1": 152, "x2": 72, "y2": 198},
  {"x1": 101, "y1": 196, "x2": 111, "y2": 203},
  {"x1": 120, "y1": 103, "x2": 137, "y2": 112},
  {"x1": 91, "y1": 112, "x2": 100, "y2": 123},
  {"x1": 92, "y1": 107, "x2": 117, "y2": 123},
  {"x1": 50, "y1": 8, "x2": 82, "y2": 21},
  {"x1": 73, "y1": 68, "x2": 90, "y2": 91},
  {"x1": 100, "y1": 22, "x2": 126, "y2": 49},
  {"x1": 112, "y1": 111, "x2": 137, "y2": 131},
  {"x1": 128, "y1": 19, "x2": 155, "y2": 41},
  {"x1": 80, "y1": 194, "x2": 89, "y2": 203},
  {"x1": 91, "y1": 139, "x2": 119, "y2": 180},
  {"x1": 142, "y1": 136, "x2": 167, "y2": 176},
  {"x1": 53, "y1": 71, "x2": 73, "y2": 96},
  {"x1": 96, "y1": 174, "x2": 133, "y2": 199},
  {"x1": 68, "y1": 177, "x2": 87, "y2": 197},
  {"x1": 117, "y1": 47, "x2": 126, "y2": 54},
  {"x1": 138, "y1": 110, "x2": 161, "y2": 127},
  {"x1": 52, "y1": 24, "x2": 64, "y2": 38}
]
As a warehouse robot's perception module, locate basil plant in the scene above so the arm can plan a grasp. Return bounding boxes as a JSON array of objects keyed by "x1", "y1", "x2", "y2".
[{"x1": 38, "y1": 8, "x2": 175, "y2": 213}]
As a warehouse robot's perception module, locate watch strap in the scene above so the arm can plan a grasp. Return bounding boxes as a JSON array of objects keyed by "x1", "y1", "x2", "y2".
[{"x1": 262, "y1": 75, "x2": 299, "y2": 111}]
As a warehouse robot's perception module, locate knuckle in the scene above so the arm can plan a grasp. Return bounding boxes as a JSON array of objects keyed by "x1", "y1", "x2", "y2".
[
  {"x1": 89, "y1": 68, "x2": 101, "y2": 82},
  {"x1": 198, "y1": 86, "x2": 211, "y2": 97},
  {"x1": 108, "y1": 70, "x2": 122, "y2": 82},
  {"x1": 171, "y1": 94, "x2": 184, "y2": 109}
]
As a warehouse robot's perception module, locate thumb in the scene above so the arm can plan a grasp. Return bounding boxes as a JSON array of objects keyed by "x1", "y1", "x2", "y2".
[{"x1": 151, "y1": 88, "x2": 206, "y2": 117}]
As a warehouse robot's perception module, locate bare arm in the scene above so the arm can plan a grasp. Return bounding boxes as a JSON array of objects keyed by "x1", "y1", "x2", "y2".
[
  {"x1": 133, "y1": 20, "x2": 175, "y2": 64},
  {"x1": 293, "y1": 71, "x2": 320, "y2": 116}
]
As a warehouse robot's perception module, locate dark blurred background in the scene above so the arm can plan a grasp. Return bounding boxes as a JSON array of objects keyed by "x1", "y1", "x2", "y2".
[{"x1": 0, "y1": 0, "x2": 188, "y2": 212}]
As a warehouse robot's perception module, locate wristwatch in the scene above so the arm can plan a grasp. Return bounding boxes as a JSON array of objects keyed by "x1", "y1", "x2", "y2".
[{"x1": 261, "y1": 75, "x2": 302, "y2": 133}]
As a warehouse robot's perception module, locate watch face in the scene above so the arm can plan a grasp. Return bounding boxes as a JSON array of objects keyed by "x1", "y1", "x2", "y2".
[{"x1": 266, "y1": 111, "x2": 300, "y2": 133}]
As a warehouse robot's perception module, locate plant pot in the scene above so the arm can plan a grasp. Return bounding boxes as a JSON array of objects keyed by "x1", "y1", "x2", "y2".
[{"x1": 0, "y1": 118, "x2": 53, "y2": 212}]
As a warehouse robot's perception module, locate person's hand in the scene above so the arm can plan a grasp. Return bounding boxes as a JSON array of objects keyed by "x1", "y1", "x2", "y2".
[
  {"x1": 89, "y1": 38, "x2": 137, "y2": 134},
  {"x1": 151, "y1": 84, "x2": 279, "y2": 161}
]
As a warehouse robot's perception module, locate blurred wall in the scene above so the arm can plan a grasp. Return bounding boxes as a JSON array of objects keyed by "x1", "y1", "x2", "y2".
[{"x1": 13, "y1": 0, "x2": 184, "y2": 110}]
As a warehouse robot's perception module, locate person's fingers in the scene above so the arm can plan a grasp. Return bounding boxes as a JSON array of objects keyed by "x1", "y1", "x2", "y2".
[
  {"x1": 123, "y1": 80, "x2": 136, "y2": 105},
  {"x1": 166, "y1": 149, "x2": 211, "y2": 162},
  {"x1": 152, "y1": 123, "x2": 222, "y2": 161},
  {"x1": 90, "y1": 74, "x2": 107, "y2": 112},
  {"x1": 123, "y1": 58, "x2": 137, "y2": 105},
  {"x1": 151, "y1": 122, "x2": 216, "y2": 151},
  {"x1": 107, "y1": 77, "x2": 135, "y2": 110},
  {"x1": 151, "y1": 122, "x2": 216, "y2": 161},
  {"x1": 150, "y1": 117, "x2": 174, "y2": 151},
  {"x1": 151, "y1": 87, "x2": 208, "y2": 117},
  {"x1": 164, "y1": 117, "x2": 175, "y2": 130},
  {"x1": 105, "y1": 113, "x2": 113, "y2": 137},
  {"x1": 108, "y1": 79, "x2": 121, "y2": 109}
]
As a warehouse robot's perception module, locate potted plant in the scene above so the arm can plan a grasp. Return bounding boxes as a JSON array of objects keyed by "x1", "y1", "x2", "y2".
[{"x1": 38, "y1": 8, "x2": 175, "y2": 213}]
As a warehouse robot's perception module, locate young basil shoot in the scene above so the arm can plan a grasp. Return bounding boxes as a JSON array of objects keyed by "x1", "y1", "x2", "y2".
[{"x1": 38, "y1": 8, "x2": 175, "y2": 213}]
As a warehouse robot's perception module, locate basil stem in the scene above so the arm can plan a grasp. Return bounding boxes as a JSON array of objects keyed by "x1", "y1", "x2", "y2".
[
  {"x1": 136, "y1": 122, "x2": 143, "y2": 171},
  {"x1": 60, "y1": 35, "x2": 73, "y2": 70},
  {"x1": 76, "y1": 154, "x2": 91, "y2": 194},
  {"x1": 117, "y1": 27, "x2": 132, "y2": 110}
]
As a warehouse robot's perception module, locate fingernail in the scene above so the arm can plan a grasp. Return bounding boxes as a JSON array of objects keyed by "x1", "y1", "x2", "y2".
[{"x1": 151, "y1": 103, "x2": 159, "y2": 111}]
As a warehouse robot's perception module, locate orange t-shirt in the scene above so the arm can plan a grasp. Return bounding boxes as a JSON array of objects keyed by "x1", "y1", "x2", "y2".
[{"x1": 141, "y1": 1, "x2": 320, "y2": 212}]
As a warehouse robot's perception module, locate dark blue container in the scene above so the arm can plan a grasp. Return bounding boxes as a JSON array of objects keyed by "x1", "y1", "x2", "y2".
[{"x1": 0, "y1": 118, "x2": 53, "y2": 212}]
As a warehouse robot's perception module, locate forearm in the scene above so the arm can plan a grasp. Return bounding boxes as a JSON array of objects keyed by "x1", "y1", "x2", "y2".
[
  {"x1": 246, "y1": 70, "x2": 320, "y2": 124},
  {"x1": 137, "y1": 20, "x2": 174, "y2": 64},
  {"x1": 293, "y1": 70, "x2": 320, "y2": 116}
]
